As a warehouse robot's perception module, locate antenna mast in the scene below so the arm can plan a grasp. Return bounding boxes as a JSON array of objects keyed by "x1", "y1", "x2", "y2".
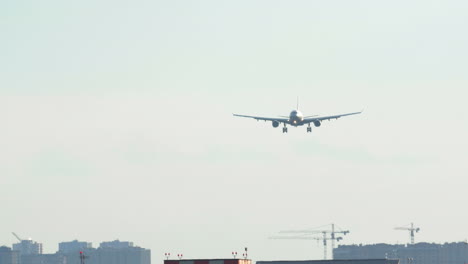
[{"x1": 79, "y1": 251, "x2": 88, "y2": 264}]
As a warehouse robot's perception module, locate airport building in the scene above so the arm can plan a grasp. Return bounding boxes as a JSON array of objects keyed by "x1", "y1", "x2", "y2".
[
  {"x1": 0, "y1": 247, "x2": 20, "y2": 264},
  {"x1": 333, "y1": 242, "x2": 468, "y2": 264},
  {"x1": 165, "y1": 258, "x2": 252, "y2": 264},
  {"x1": 257, "y1": 260, "x2": 398, "y2": 264},
  {"x1": 165, "y1": 258, "x2": 397, "y2": 264}
]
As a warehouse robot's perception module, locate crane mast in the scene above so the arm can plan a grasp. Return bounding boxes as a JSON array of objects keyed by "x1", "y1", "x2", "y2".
[{"x1": 395, "y1": 222, "x2": 420, "y2": 244}]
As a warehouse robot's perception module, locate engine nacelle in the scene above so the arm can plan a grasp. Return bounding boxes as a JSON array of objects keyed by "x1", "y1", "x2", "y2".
[
  {"x1": 272, "y1": 121, "x2": 280, "y2": 128},
  {"x1": 313, "y1": 120, "x2": 321, "y2": 127}
]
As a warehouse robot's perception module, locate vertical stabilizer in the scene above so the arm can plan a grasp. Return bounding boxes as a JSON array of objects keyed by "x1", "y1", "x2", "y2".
[{"x1": 296, "y1": 96, "x2": 299, "y2": 110}]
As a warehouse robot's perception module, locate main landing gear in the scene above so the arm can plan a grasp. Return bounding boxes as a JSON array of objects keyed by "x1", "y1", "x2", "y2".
[
  {"x1": 282, "y1": 124, "x2": 288, "y2": 133},
  {"x1": 307, "y1": 124, "x2": 312, "y2": 133}
]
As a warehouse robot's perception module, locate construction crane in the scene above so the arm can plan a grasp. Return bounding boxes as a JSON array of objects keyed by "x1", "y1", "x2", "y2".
[
  {"x1": 12, "y1": 232, "x2": 23, "y2": 242},
  {"x1": 269, "y1": 223, "x2": 350, "y2": 260},
  {"x1": 395, "y1": 223, "x2": 420, "y2": 244},
  {"x1": 330, "y1": 224, "x2": 349, "y2": 250}
]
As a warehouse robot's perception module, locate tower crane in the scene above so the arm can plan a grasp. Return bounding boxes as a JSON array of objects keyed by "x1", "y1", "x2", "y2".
[
  {"x1": 269, "y1": 223, "x2": 350, "y2": 260},
  {"x1": 330, "y1": 224, "x2": 349, "y2": 250},
  {"x1": 12, "y1": 232, "x2": 23, "y2": 242},
  {"x1": 395, "y1": 223, "x2": 420, "y2": 244}
]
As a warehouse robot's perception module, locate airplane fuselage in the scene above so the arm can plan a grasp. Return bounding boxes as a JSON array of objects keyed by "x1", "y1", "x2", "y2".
[{"x1": 289, "y1": 110, "x2": 304, "y2": 126}]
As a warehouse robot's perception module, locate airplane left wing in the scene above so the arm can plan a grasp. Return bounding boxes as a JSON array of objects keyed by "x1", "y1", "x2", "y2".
[
  {"x1": 232, "y1": 114, "x2": 289, "y2": 123},
  {"x1": 303, "y1": 111, "x2": 362, "y2": 123}
]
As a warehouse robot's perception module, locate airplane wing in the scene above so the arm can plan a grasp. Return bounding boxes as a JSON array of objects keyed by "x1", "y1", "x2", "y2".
[
  {"x1": 303, "y1": 111, "x2": 362, "y2": 123},
  {"x1": 233, "y1": 114, "x2": 289, "y2": 123}
]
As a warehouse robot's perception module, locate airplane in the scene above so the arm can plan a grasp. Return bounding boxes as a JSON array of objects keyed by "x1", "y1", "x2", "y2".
[{"x1": 233, "y1": 102, "x2": 362, "y2": 133}]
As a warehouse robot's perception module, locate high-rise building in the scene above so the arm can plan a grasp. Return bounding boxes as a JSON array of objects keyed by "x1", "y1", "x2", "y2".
[
  {"x1": 99, "y1": 240, "x2": 134, "y2": 249},
  {"x1": 12, "y1": 239, "x2": 43, "y2": 255},
  {"x1": 0, "y1": 247, "x2": 20, "y2": 264},
  {"x1": 90, "y1": 246, "x2": 151, "y2": 264},
  {"x1": 59, "y1": 240, "x2": 93, "y2": 254},
  {"x1": 63, "y1": 241, "x2": 150, "y2": 264},
  {"x1": 21, "y1": 254, "x2": 66, "y2": 264}
]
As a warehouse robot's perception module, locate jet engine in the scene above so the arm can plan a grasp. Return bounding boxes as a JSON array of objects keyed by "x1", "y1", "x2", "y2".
[
  {"x1": 272, "y1": 121, "x2": 280, "y2": 128},
  {"x1": 313, "y1": 120, "x2": 321, "y2": 127}
]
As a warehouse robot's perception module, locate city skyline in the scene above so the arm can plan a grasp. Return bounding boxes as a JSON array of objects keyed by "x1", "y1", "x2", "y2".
[
  {"x1": 2, "y1": 227, "x2": 466, "y2": 259},
  {"x1": 1, "y1": 237, "x2": 466, "y2": 263}
]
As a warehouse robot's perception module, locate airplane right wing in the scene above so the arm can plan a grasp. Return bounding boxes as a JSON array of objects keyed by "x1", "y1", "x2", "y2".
[{"x1": 232, "y1": 114, "x2": 289, "y2": 123}]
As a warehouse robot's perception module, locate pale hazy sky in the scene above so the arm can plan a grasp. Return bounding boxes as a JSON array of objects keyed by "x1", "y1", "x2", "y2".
[{"x1": 1, "y1": 0, "x2": 467, "y2": 263}]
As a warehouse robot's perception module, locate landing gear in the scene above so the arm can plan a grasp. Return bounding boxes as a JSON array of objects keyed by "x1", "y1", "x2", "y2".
[
  {"x1": 282, "y1": 126, "x2": 288, "y2": 133},
  {"x1": 307, "y1": 127, "x2": 312, "y2": 133}
]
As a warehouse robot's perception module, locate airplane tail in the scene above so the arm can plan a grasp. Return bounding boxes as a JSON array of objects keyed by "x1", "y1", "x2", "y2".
[{"x1": 296, "y1": 96, "x2": 299, "y2": 110}]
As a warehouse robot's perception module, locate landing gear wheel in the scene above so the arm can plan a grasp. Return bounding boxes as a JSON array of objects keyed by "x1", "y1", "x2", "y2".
[
  {"x1": 307, "y1": 127, "x2": 312, "y2": 133},
  {"x1": 282, "y1": 127, "x2": 288, "y2": 133}
]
